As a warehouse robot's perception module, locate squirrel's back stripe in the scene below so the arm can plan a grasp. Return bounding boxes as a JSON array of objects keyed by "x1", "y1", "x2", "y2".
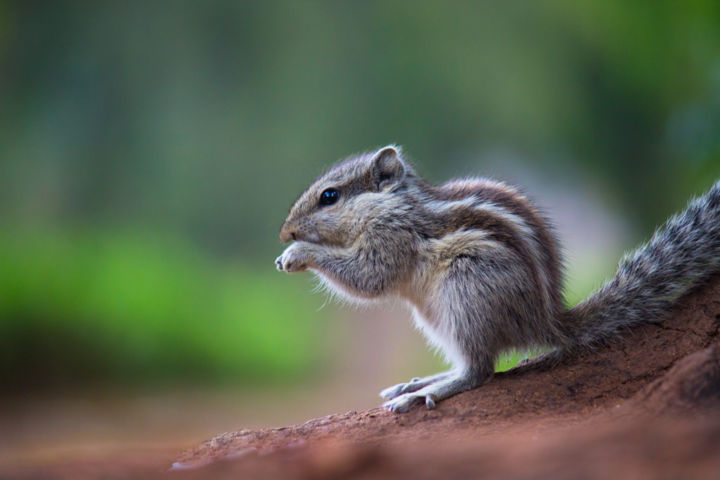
[
  {"x1": 421, "y1": 199, "x2": 549, "y2": 313},
  {"x1": 422, "y1": 178, "x2": 562, "y2": 312}
]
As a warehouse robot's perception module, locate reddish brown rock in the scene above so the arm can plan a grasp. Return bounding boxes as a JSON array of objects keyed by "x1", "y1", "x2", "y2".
[{"x1": 174, "y1": 276, "x2": 720, "y2": 479}]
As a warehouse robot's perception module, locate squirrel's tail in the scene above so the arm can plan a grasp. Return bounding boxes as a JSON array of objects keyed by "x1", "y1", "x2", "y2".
[{"x1": 561, "y1": 180, "x2": 720, "y2": 350}]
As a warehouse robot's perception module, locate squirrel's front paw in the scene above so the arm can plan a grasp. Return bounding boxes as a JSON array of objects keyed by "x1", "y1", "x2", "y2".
[{"x1": 275, "y1": 243, "x2": 311, "y2": 273}]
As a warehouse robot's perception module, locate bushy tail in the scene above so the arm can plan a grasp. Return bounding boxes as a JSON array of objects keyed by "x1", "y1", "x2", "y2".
[{"x1": 562, "y1": 180, "x2": 720, "y2": 349}]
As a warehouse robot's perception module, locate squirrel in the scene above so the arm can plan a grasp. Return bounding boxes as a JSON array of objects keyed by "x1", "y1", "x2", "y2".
[{"x1": 275, "y1": 145, "x2": 720, "y2": 413}]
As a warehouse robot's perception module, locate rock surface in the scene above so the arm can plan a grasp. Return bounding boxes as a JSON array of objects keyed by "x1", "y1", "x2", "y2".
[{"x1": 174, "y1": 275, "x2": 720, "y2": 479}]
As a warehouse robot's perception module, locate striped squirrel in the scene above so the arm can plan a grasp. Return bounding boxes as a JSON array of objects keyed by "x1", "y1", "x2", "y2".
[{"x1": 275, "y1": 145, "x2": 720, "y2": 413}]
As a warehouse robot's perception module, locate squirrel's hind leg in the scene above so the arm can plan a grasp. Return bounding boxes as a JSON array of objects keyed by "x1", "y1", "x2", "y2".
[
  {"x1": 514, "y1": 348, "x2": 566, "y2": 371},
  {"x1": 379, "y1": 371, "x2": 452, "y2": 400}
]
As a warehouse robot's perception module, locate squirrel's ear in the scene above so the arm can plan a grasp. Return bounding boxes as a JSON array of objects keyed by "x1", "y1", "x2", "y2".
[{"x1": 372, "y1": 146, "x2": 405, "y2": 191}]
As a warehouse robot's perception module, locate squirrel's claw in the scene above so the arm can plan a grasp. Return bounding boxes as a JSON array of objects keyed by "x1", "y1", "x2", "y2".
[
  {"x1": 382, "y1": 394, "x2": 424, "y2": 413},
  {"x1": 382, "y1": 392, "x2": 435, "y2": 413}
]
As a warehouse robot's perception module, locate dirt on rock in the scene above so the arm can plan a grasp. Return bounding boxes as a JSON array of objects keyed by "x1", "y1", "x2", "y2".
[{"x1": 173, "y1": 275, "x2": 720, "y2": 479}]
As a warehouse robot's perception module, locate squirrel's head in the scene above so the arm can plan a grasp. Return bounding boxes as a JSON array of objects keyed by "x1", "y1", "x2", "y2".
[{"x1": 280, "y1": 145, "x2": 413, "y2": 246}]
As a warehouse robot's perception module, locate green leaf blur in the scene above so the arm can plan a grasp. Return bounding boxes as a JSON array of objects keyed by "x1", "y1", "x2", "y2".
[
  {"x1": 1, "y1": 1, "x2": 718, "y2": 391},
  {"x1": 0, "y1": 228, "x2": 325, "y2": 389}
]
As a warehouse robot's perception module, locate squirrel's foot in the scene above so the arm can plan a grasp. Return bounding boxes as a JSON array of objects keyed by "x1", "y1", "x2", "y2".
[
  {"x1": 379, "y1": 372, "x2": 451, "y2": 400},
  {"x1": 382, "y1": 372, "x2": 482, "y2": 413}
]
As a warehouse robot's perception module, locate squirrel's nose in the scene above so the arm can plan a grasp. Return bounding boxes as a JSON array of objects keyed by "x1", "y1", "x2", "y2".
[{"x1": 279, "y1": 225, "x2": 297, "y2": 243}]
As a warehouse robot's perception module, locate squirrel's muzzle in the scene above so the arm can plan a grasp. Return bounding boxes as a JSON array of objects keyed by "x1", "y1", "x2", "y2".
[{"x1": 279, "y1": 222, "x2": 297, "y2": 243}]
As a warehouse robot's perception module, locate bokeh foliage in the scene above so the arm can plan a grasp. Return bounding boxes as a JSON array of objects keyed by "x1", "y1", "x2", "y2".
[
  {"x1": 0, "y1": 1, "x2": 718, "y2": 389},
  {"x1": 0, "y1": 228, "x2": 325, "y2": 390}
]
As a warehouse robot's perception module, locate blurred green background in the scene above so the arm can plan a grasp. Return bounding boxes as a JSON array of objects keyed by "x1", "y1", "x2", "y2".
[{"x1": 1, "y1": 0, "x2": 719, "y2": 399}]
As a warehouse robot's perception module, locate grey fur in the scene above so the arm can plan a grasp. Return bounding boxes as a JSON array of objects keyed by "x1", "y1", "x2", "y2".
[
  {"x1": 563, "y1": 179, "x2": 720, "y2": 350},
  {"x1": 275, "y1": 146, "x2": 720, "y2": 412}
]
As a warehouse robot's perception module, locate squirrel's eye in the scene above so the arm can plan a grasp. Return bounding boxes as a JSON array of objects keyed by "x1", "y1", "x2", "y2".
[{"x1": 319, "y1": 188, "x2": 340, "y2": 206}]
